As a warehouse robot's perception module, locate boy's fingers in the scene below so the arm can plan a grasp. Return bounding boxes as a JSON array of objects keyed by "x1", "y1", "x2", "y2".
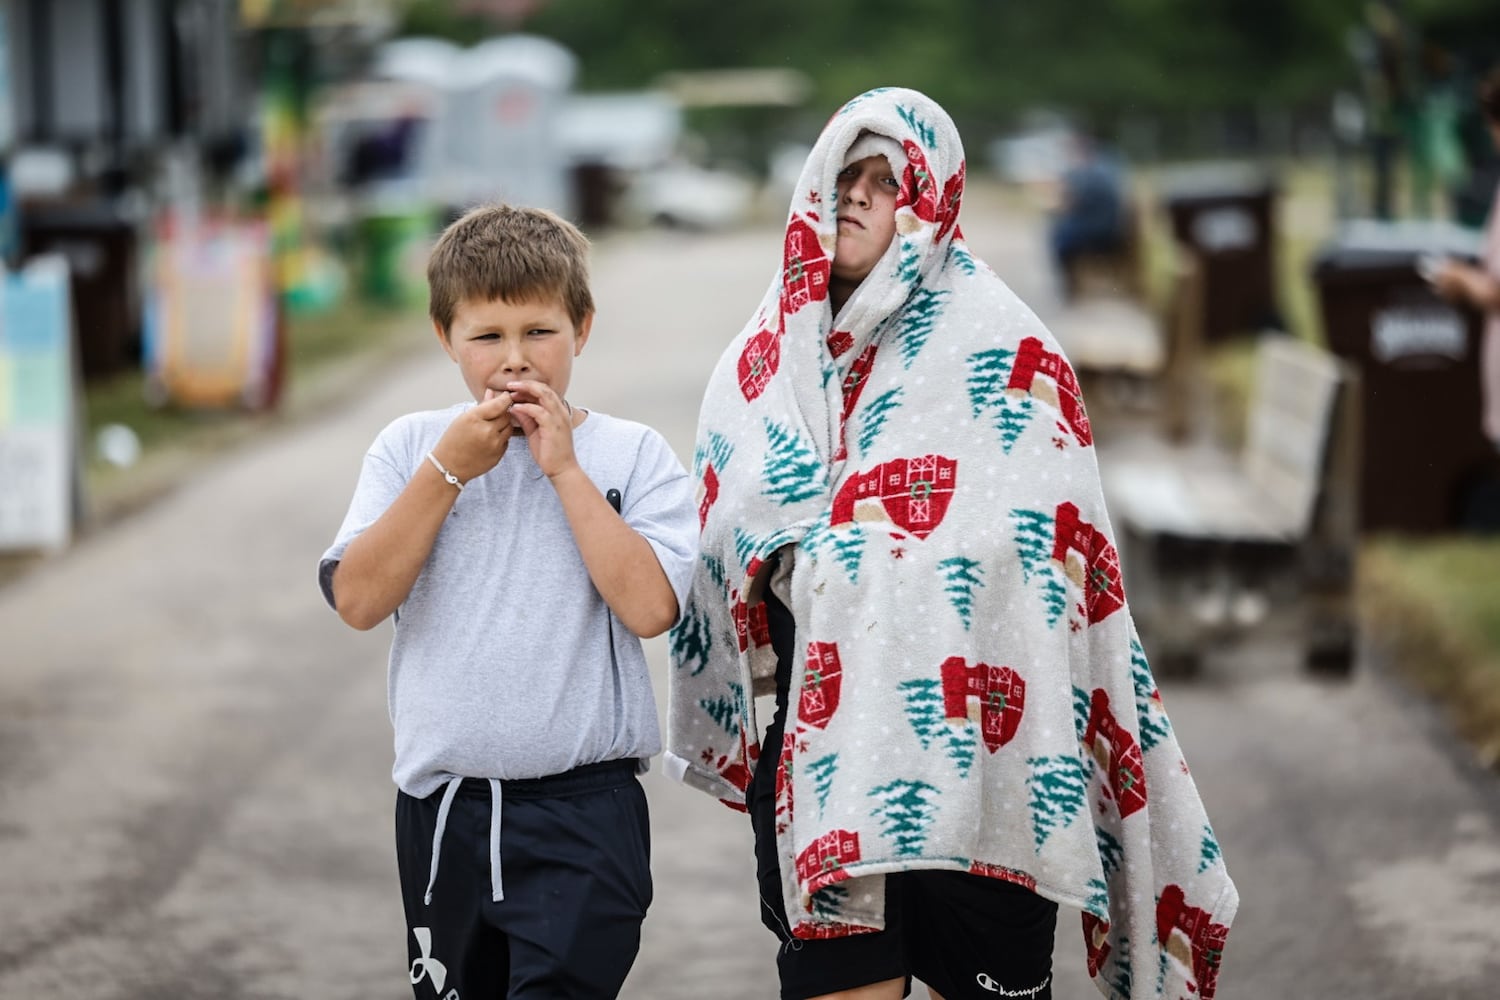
[{"x1": 475, "y1": 391, "x2": 513, "y2": 420}]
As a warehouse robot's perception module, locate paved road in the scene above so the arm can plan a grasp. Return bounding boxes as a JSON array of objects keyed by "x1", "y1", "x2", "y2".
[{"x1": 2, "y1": 193, "x2": 1499, "y2": 999}]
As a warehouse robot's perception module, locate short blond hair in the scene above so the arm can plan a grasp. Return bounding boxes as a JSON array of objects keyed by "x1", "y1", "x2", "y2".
[{"x1": 427, "y1": 203, "x2": 594, "y2": 334}]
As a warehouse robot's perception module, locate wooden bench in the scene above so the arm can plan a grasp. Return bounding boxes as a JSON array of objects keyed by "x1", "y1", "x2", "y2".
[
  {"x1": 1050, "y1": 249, "x2": 1202, "y2": 426},
  {"x1": 1099, "y1": 334, "x2": 1361, "y2": 675}
]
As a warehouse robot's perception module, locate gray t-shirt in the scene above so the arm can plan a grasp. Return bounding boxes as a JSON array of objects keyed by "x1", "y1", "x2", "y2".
[{"x1": 320, "y1": 404, "x2": 698, "y2": 797}]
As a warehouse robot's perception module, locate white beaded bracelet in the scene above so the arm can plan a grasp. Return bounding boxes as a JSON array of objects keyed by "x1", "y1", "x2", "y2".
[{"x1": 426, "y1": 451, "x2": 463, "y2": 491}]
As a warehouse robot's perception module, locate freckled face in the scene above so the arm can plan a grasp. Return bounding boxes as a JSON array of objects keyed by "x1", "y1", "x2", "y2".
[
  {"x1": 436, "y1": 296, "x2": 592, "y2": 422},
  {"x1": 833, "y1": 154, "x2": 901, "y2": 285}
]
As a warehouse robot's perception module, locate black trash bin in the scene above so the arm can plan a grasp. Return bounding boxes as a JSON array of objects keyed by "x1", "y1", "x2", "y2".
[
  {"x1": 1312, "y1": 219, "x2": 1499, "y2": 534},
  {"x1": 1158, "y1": 163, "x2": 1280, "y2": 343},
  {"x1": 19, "y1": 201, "x2": 140, "y2": 379}
]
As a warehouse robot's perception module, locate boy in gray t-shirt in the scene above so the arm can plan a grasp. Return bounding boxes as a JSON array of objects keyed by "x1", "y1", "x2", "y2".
[{"x1": 319, "y1": 204, "x2": 697, "y2": 998}]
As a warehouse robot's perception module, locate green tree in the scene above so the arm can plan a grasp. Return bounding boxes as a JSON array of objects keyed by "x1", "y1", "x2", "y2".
[
  {"x1": 762, "y1": 419, "x2": 826, "y2": 506},
  {"x1": 869, "y1": 778, "x2": 940, "y2": 857},
  {"x1": 1026, "y1": 754, "x2": 1089, "y2": 852}
]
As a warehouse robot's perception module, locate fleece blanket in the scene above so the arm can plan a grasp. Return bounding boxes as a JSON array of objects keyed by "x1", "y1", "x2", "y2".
[{"x1": 666, "y1": 87, "x2": 1237, "y2": 1000}]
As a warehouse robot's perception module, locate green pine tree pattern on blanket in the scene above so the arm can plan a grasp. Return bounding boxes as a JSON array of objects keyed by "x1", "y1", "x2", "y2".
[
  {"x1": 1131, "y1": 638, "x2": 1173, "y2": 752},
  {"x1": 947, "y1": 241, "x2": 978, "y2": 275},
  {"x1": 698, "y1": 681, "x2": 744, "y2": 737},
  {"x1": 1199, "y1": 823, "x2": 1223, "y2": 873},
  {"x1": 668, "y1": 607, "x2": 713, "y2": 676},
  {"x1": 694, "y1": 429, "x2": 734, "y2": 478},
  {"x1": 1011, "y1": 508, "x2": 1068, "y2": 626},
  {"x1": 1106, "y1": 935, "x2": 1134, "y2": 998},
  {"x1": 807, "y1": 753, "x2": 839, "y2": 815},
  {"x1": 811, "y1": 883, "x2": 849, "y2": 920},
  {"x1": 857, "y1": 388, "x2": 904, "y2": 453},
  {"x1": 1084, "y1": 876, "x2": 1110, "y2": 919},
  {"x1": 699, "y1": 552, "x2": 726, "y2": 590},
  {"x1": 762, "y1": 419, "x2": 826, "y2": 505},
  {"x1": 869, "y1": 778, "x2": 939, "y2": 857},
  {"x1": 1097, "y1": 826, "x2": 1125, "y2": 876},
  {"x1": 804, "y1": 521, "x2": 866, "y2": 584},
  {"x1": 937, "y1": 556, "x2": 985, "y2": 630},
  {"x1": 1026, "y1": 754, "x2": 1089, "y2": 852},
  {"x1": 896, "y1": 104, "x2": 937, "y2": 147},
  {"x1": 897, "y1": 286, "x2": 948, "y2": 366},
  {"x1": 897, "y1": 678, "x2": 977, "y2": 778},
  {"x1": 966, "y1": 348, "x2": 1036, "y2": 452}
]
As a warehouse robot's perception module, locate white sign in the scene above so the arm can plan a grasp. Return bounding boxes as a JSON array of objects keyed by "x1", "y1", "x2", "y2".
[
  {"x1": 1370, "y1": 305, "x2": 1469, "y2": 365},
  {"x1": 1191, "y1": 207, "x2": 1257, "y2": 253},
  {"x1": 0, "y1": 257, "x2": 76, "y2": 551}
]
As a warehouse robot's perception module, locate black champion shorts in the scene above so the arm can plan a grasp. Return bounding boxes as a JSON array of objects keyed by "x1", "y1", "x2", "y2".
[
  {"x1": 395, "y1": 759, "x2": 651, "y2": 999},
  {"x1": 749, "y1": 755, "x2": 1058, "y2": 1000}
]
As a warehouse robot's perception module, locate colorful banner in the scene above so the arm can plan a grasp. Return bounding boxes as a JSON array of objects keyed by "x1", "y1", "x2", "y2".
[
  {"x1": 143, "y1": 218, "x2": 279, "y2": 409},
  {"x1": 0, "y1": 257, "x2": 76, "y2": 551}
]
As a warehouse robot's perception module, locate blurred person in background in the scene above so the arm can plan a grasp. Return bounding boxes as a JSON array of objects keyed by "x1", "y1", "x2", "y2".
[
  {"x1": 1431, "y1": 66, "x2": 1500, "y2": 451},
  {"x1": 1046, "y1": 129, "x2": 1128, "y2": 300},
  {"x1": 668, "y1": 87, "x2": 1236, "y2": 1000}
]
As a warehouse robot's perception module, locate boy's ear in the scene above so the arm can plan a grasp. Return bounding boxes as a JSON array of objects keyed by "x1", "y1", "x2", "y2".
[
  {"x1": 574, "y1": 312, "x2": 594, "y2": 355},
  {"x1": 433, "y1": 318, "x2": 457, "y2": 360}
]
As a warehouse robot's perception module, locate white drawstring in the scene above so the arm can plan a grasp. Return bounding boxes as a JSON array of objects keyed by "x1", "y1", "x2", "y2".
[
  {"x1": 423, "y1": 778, "x2": 462, "y2": 905},
  {"x1": 487, "y1": 778, "x2": 505, "y2": 902},
  {"x1": 422, "y1": 777, "x2": 506, "y2": 905}
]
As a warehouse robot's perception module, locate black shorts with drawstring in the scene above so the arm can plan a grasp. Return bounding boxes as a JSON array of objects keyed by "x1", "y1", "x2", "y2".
[
  {"x1": 749, "y1": 578, "x2": 1059, "y2": 1000},
  {"x1": 395, "y1": 759, "x2": 650, "y2": 999}
]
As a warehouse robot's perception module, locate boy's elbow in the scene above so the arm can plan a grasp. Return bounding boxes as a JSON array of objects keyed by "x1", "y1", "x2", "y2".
[
  {"x1": 629, "y1": 596, "x2": 680, "y2": 639},
  {"x1": 333, "y1": 590, "x2": 388, "y2": 631}
]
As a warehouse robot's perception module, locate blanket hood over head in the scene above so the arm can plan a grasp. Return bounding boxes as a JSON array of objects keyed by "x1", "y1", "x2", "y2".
[{"x1": 666, "y1": 87, "x2": 1237, "y2": 1000}]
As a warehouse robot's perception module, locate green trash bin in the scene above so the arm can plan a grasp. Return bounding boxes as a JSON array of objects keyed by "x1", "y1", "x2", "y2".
[{"x1": 356, "y1": 208, "x2": 435, "y2": 307}]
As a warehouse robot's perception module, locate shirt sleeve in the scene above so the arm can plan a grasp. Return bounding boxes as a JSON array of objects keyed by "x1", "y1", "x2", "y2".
[
  {"x1": 317, "y1": 427, "x2": 412, "y2": 612},
  {"x1": 621, "y1": 428, "x2": 699, "y2": 626}
]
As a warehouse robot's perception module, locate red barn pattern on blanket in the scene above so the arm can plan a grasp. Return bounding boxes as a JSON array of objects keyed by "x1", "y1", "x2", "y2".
[
  {"x1": 1052, "y1": 502, "x2": 1126, "y2": 624},
  {"x1": 797, "y1": 829, "x2": 862, "y2": 895},
  {"x1": 696, "y1": 464, "x2": 720, "y2": 529},
  {"x1": 801, "y1": 642, "x2": 844, "y2": 730},
  {"x1": 782, "y1": 216, "x2": 829, "y2": 314},
  {"x1": 1084, "y1": 688, "x2": 1147, "y2": 818},
  {"x1": 1158, "y1": 884, "x2": 1229, "y2": 998},
  {"x1": 775, "y1": 728, "x2": 796, "y2": 835},
  {"x1": 899, "y1": 140, "x2": 963, "y2": 243},
  {"x1": 940, "y1": 656, "x2": 1026, "y2": 753},
  {"x1": 1007, "y1": 336, "x2": 1092, "y2": 447},
  {"x1": 835, "y1": 344, "x2": 879, "y2": 461},
  {"x1": 703, "y1": 732, "x2": 759, "y2": 811},
  {"x1": 831, "y1": 455, "x2": 957, "y2": 539},
  {"x1": 737, "y1": 328, "x2": 782, "y2": 401},
  {"x1": 731, "y1": 592, "x2": 771, "y2": 653},
  {"x1": 1083, "y1": 913, "x2": 1111, "y2": 976}
]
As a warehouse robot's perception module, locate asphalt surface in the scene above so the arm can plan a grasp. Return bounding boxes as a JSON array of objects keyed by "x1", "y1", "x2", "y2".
[{"x1": 2, "y1": 193, "x2": 1499, "y2": 999}]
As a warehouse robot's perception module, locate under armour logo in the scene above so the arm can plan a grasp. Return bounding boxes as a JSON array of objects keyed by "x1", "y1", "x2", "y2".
[
  {"x1": 976, "y1": 972, "x2": 1050, "y2": 997},
  {"x1": 409, "y1": 927, "x2": 449, "y2": 994}
]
